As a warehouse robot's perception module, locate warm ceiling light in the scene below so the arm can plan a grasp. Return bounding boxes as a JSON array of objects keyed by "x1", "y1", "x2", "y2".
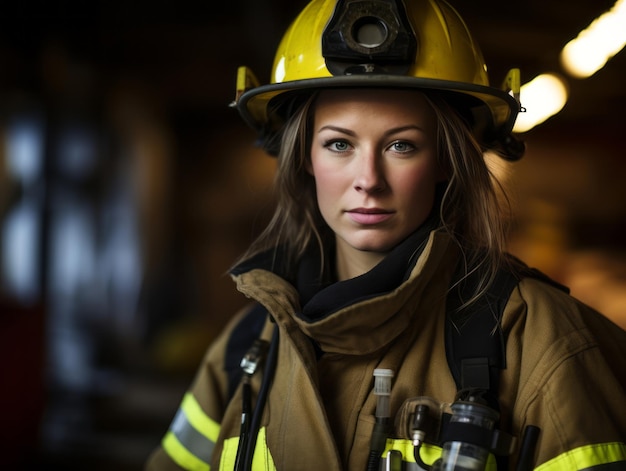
[
  {"x1": 513, "y1": 74, "x2": 569, "y2": 133},
  {"x1": 560, "y1": 0, "x2": 626, "y2": 78}
]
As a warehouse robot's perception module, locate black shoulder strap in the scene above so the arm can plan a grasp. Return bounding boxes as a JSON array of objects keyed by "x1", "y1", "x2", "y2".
[
  {"x1": 224, "y1": 303, "x2": 268, "y2": 400},
  {"x1": 444, "y1": 258, "x2": 569, "y2": 405},
  {"x1": 444, "y1": 267, "x2": 519, "y2": 407}
]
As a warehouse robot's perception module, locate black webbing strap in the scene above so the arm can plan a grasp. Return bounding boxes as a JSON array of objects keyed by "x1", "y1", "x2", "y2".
[
  {"x1": 445, "y1": 265, "x2": 521, "y2": 406},
  {"x1": 445, "y1": 258, "x2": 569, "y2": 402},
  {"x1": 224, "y1": 303, "x2": 269, "y2": 400}
]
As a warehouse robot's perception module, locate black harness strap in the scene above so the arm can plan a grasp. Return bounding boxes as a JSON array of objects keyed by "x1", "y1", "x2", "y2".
[
  {"x1": 444, "y1": 266, "x2": 520, "y2": 407},
  {"x1": 224, "y1": 303, "x2": 269, "y2": 400},
  {"x1": 444, "y1": 259, "x2": 569, "y2": 405},
  {"x1": 443, "y1": 260, "x2": 569, "y2": 469}
]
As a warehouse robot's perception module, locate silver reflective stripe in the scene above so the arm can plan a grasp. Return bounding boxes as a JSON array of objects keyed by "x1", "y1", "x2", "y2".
[{"x1": 171, "y1": 408, "x2": 215, "y2": 464}]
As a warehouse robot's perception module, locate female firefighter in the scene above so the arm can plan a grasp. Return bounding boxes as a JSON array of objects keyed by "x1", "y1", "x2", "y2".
[{"x1": 147, "y1": 0, "x2": 626, "y2": 470}]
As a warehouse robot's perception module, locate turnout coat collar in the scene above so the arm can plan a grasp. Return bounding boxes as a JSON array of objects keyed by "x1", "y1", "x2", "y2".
[{"x1": 232, "y1": 225, "x2": 458, "y2": 356}]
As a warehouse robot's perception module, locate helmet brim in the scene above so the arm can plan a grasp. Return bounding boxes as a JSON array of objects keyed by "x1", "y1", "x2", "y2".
[{"x1": 236, "y1": 75, "x2": 520, "y2": 141}]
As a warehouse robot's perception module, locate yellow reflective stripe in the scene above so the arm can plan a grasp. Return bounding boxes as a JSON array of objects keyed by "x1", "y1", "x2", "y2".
[
  {"x1": 181, "y1": 392, "x2": 220, "y2": 442},
  {"x1": 163, "y1": 430, "x2": 210, "y2": 471},
  {"x1": 162, "y1": 393, "x2": 220, "y2": 469},
  {"x1": 220, "y1": 434, "x2": 238, "y2": 471},
  {"x1": 382, "y1": 438, "x2": 497, "y2": 470},
  {"x1": 220, "y1": 427, "x2": 276, "y2": 471},
  {"x1": 251, "y1": 427, "x2": 277, "y2": 471},
  {"x1": 535, "y1": 442, "x2": 626, "y2": 471},
  {"x1": 383, "y1": 438, "x2": 440, "y2": 465}
]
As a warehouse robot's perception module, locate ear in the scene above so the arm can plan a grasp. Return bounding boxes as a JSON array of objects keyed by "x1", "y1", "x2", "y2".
[{"x1": 305, "y1": 159, "x2": 314, "y2": 176}]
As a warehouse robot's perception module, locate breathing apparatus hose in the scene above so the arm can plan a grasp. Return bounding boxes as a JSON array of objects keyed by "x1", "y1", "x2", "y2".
[
  {"x1": 516, "y1": 425, "x2": 540, "y2": 471},
  {"x1": 366, "y1": 419, "x2": 391, "y2": 471},
  {"x1": 412, "y1": 404, "x2": 433, "y2": 470},
  {"x1": 366, "y1": 369, "x2": 394, "y2": 471},
  {"x1": 240, "y1": 326, "x2": 279, "y2": 471},
  {"x1": 233, "y1": 377, "x2": 252, "y2": 470}
]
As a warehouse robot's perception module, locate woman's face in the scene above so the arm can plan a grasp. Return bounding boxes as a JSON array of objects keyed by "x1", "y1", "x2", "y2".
[{"x1": 309, "y1": 88, "x2": 442, "y2": 259}]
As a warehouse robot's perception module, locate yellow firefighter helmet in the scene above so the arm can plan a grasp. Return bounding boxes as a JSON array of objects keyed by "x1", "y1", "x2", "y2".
[{"x1": 233, "y1": 0, "x2": 522, "y2": 158}]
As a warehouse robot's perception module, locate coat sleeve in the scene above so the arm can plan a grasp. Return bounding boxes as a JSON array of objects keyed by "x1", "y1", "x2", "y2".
[
  {"x1": 508, "y1": 278, "x2": 626, "y2": 470},
  {"x1": 145, "y1": 305, "x2": 255, "y2": 471}
]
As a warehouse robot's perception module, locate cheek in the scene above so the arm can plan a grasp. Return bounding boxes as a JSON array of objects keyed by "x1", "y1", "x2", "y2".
[
  {"x1": 395, "y1": 164, "x2": 439, "y2": 204},
  {"x1": 309, "y1": 162, "x2": 339, "y2": 217},
  {"x1": 309, "y1": 159, "x2": 344, "y2": 195}
]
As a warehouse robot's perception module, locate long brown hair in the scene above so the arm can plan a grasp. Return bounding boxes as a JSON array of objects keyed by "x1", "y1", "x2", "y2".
[
  {"x1": 237, "y1": 92, "x2": 326, "y2": 274},
  {"x1": 424, "y1": 92, "x2": 512, "y2": 303},
  {"x1": 236, "y1": 89, "x2": 512, "y2": 296}
]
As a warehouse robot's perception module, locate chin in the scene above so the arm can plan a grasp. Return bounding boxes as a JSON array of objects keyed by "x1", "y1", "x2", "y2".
[{"x1": 346, "y1": 234, "x2": 402, "y2": 254}]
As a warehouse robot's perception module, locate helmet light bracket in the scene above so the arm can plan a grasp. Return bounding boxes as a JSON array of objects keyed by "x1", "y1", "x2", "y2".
[
  {"x1": 322, "y1": 0, "x2": 418, "y2": 75},
  {"x1": 234, "y1": 66, "x2": 261, "y2": 105}
]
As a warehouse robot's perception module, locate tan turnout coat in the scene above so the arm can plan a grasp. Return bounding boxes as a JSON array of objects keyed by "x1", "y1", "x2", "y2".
[{"x1": 147, "y1": 230, "x2": 626, "y2": 470}]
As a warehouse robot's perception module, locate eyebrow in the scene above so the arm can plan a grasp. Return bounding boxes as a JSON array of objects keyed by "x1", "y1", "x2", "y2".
[
  {"x1": 317, "y1": 124, "x2": 425, "y2": 137},
  {"x1": 317, "y1": 125, "x2": 356, "y2": 136}
]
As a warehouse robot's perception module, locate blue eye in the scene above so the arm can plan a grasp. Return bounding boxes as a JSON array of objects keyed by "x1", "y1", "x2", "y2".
[
  {"x1": 327, "y1": 140, "x2": 351, "y2": 152},
  {"x1": 390, "y1": 141, "x2": 414, "y2": 153}
]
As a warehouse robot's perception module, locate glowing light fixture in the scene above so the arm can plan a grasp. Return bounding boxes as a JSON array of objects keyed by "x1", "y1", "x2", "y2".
[
  {"x1": 515, "y1": 0, "x2": 625, "y2": 132},
  {"x1": 560, "y1": 0, "x2": 626, "y2": 78},
  {"x1": 513, "y1": 74, "x2": 569, "y2": 133}
]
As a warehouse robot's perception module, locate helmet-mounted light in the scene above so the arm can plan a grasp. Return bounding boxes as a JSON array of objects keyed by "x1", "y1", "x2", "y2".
[{"x1": 322, "y1": 0, "x2": 418, "y2": 75}]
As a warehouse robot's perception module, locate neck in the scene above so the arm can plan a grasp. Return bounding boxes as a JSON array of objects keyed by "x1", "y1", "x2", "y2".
[{"x1": 335, "y1": 238, "x2": 387, "y2": 281}]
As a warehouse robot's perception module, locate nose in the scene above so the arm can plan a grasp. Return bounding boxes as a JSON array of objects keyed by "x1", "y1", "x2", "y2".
[{"x1": 353, "y1": 150, "x2": 387, "y2": 193}]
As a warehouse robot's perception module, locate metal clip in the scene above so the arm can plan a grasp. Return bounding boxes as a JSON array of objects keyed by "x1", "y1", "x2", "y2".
[
  {"x1": 240, "y1": 339, "x2": 269, "y2": 376},
  {"x1": 384, "y1": 450, "x2": 403, "y2": 471}
]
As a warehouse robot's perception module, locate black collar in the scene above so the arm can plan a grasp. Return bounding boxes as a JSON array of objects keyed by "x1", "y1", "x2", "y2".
[{"x1": 297, "y1": 215, "x2": 439, "y2": 322}]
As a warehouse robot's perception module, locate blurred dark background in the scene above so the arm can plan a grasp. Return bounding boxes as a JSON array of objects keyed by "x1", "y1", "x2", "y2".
[{"x1": 0, "y1": 1, "x2": 624, "y2": 469}]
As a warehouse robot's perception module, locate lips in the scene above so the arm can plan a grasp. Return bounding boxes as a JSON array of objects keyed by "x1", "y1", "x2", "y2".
[{"x1": 346, "y1": 208, "x2": 394, "y2": 225}]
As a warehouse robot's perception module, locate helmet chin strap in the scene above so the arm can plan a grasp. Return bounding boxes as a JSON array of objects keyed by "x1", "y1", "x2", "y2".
[{"x1": 493, "y1": 133, "x2": 526, "y2": 162}]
